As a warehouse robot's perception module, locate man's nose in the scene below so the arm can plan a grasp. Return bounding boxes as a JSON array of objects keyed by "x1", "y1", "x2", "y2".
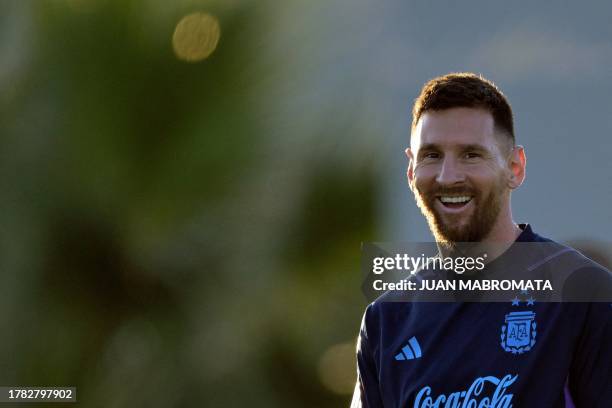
[{"x1": 436, "y1": 157, "x2": 465, "y2": 185}]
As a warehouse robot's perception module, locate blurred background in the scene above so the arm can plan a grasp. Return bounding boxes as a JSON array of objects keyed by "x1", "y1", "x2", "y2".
[{"x1": 0, "y1": 0, "x2": 610, "y2": 406}]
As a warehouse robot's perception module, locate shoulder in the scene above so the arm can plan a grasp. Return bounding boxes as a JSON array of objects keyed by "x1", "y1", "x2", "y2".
[
  {"x1": 521, "y1": 225, "x2": 608, "y2": 273},
  {"x1": 524, "y1": 229, "x2": 612, "y2": 301},
  {"x1": 359, "y1": 293, "x2": 414, "y2": 343}
]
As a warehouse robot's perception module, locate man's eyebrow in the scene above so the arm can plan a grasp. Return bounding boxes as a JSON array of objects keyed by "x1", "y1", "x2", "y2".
[
  {"x1": 418, "y1": 143, "x2": 441, "y2": 152},
  {"x1": 417, "y1": 143, "x2": 490, "y2": 152},
  {"x1": 459, "y1": 143, "x2": 490, "y2": 152}
]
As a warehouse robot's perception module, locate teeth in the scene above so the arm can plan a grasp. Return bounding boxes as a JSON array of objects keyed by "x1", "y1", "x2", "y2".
[{"x1": 440, "y1": 196, "x2": 472, "y2": 204}]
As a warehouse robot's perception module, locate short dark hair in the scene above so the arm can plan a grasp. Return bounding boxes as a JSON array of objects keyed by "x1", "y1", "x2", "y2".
[{"x1": 412, "y1": 72, "x2": 515, "y2": 145}]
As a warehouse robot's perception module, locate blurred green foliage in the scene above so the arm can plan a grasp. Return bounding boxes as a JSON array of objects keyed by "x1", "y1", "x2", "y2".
[{"x1": 0, "y1": 1, "x2": 378, "y2": 406}]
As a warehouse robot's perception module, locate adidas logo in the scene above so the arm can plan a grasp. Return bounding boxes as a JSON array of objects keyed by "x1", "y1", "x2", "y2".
[{"x1": 395, "y1": 336, "x2": 422, "y2": 361}]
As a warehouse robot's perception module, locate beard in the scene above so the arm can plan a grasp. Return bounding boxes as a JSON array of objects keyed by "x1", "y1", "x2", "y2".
[{"x1": 413, "y1": 177, "x2": 506, "y2": 246}]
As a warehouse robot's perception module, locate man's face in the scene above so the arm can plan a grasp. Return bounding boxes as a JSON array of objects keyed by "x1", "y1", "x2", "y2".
[{"x1": 407, "y1": 107, "x2": 512, "y2": 245}]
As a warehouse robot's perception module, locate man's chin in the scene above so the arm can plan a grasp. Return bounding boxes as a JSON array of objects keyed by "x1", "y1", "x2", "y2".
[
  {"x1": 431, "y1": 219, "x2": 474, "y2": 244},
  {"x1": 435, "y1": 229, "x2": 470, "y2": 245},
  {"x1": 435, "y1": 215, "x2": 470, "y2": 234}
]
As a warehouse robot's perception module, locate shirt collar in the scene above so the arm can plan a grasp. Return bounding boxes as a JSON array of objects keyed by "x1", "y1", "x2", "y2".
[{"x1": 515, "y1": 223, "x2": 536, "y2": 243}]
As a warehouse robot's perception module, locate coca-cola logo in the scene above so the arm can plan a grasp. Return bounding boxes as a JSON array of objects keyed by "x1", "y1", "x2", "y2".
[{"x1": 414, "y1": 373, "x2": 518, "y2": 408}]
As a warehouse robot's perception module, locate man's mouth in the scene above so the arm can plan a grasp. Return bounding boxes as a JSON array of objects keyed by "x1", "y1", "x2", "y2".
[{"x1": 437, "y1": 196, "x2": 473, "y2": 209}]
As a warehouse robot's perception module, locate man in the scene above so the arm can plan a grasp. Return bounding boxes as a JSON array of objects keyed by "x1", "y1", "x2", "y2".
[{"x1": 352, "y1": 73, "x2": 612, "y2": 407}]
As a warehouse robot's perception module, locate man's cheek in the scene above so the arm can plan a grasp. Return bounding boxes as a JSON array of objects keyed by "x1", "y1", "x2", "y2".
[
  {"x1": 408, "y1": 178, "x2": 416, "y2": 192},
  {"x1": 410, "y1": 177, "x2": 423, "y2": 195}
]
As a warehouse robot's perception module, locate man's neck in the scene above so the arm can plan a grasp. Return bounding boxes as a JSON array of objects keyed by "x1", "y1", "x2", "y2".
[{"x1": 482, "y1": 206, "x2": 522, "y2": 244}]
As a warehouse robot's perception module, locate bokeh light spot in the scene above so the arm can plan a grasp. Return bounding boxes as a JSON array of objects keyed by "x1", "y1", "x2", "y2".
[
  {"x1": 172, "y1": 12, "x2": 221, "y2": 62},
  {"x1": 318, "y1": 342, "x2": 356, "y2": 395}
]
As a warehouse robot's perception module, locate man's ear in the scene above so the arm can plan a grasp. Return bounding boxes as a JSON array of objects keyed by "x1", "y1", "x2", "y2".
[
  {"x1": 405, "y1": 147, "x2": 415, "y2": 191},
  {"x1": 508, "y1": 145, "x2": 526, "y2": 189}
]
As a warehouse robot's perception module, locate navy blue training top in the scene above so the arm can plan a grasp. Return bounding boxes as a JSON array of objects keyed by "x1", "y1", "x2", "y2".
[{"x1": 352, "y1": 225, "x2": 612, "y2": 408}]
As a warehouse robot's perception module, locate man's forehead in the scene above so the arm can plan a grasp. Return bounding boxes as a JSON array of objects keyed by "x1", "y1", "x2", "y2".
[{"x1": 411, "y1": 107, "x2": 497, "y2": 149}]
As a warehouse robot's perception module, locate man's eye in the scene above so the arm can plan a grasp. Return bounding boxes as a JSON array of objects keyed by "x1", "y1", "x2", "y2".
[
  {"x1": 465, "y1": 152, "x2": 481, "y2": 159},
  {"x1": 423, "y1": 152, "x2": 440, "y2": 159}
]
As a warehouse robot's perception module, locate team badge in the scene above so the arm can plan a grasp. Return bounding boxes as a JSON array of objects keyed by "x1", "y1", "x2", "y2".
[{"x1": 500, "y1": 311, "x2": 536, "y2": 354}]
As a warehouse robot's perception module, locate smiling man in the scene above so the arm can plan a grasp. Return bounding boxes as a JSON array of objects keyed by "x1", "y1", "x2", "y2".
[
  {"x1": 351, "y1": 73, "x2": 612, "y2": 407},
  {"x1": 410, "y1": 107, "x2": 521, "y2": 246}
]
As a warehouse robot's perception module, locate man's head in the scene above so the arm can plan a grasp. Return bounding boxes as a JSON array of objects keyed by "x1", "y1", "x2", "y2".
[{"x1": 407, "y1": 73, "x2": 526, "y2": 245}]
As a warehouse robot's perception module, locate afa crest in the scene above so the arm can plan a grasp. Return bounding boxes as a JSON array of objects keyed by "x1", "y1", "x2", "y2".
[{"x1": 501, "y1": 311, "x2": 536, "y2": 354}]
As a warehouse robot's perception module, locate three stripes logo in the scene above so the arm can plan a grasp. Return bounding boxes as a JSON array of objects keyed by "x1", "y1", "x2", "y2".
[{"x1": 395, "y1": 336, "x2": 422, "y2": 361}]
